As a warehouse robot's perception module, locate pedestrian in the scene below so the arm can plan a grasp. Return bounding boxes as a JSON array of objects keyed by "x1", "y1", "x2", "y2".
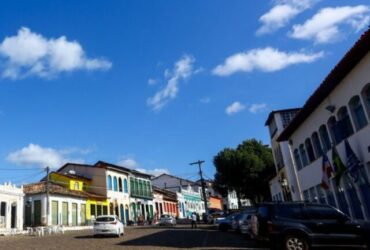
[{"x1": 191, "y1": 212, "x2": 197, "y2": 229}]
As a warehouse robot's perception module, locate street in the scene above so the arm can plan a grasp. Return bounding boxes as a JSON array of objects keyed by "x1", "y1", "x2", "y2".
[{"x1": 0, "y1": 225, "x2": 268, "y2": 250}]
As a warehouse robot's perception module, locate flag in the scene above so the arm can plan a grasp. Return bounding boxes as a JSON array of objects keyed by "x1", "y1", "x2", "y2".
[
  {"x1": 344, "y1": 139, "x2": 360, "y2": 183},
  {"x1": 332, "y1": 145, "x2": 346, "y2": 186},
  {"x1": 321, "y1": 153, "x2": 334, "y2": 189}
]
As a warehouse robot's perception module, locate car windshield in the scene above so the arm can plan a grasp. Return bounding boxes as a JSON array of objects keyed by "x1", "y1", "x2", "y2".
[{"x1": 96, "y1": 216, "x2": 115, "y2": 222}]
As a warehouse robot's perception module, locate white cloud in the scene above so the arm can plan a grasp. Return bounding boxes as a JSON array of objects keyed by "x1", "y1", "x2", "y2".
[
  {"x1": 135, "y1": 168, "x2": 170, "y2": 177},
  {"x1": 257, "y1": 0, "x2": 317, "y2": 35},
  {"x1": 148, "y1": 78, "x2": 159, "y2": 85},
  {"x1": 249, "y1": 103, "x2": 268, "y2": 113},
  {"x1": 147, "y1": 55, "x2": 197, "y2": 111},
  {"x1": 226, "y1": 101, "x2": 246, "y2": 115},
  {"x1": 290, "y1": 5, "x2": 370, "y2": 43},
  {"x1": 200, "y1": 97, "x2": 211, "y2": 104},
  {"x1": 117, "y1": 157, "x2": 139, "y2": 169},
  {"x1": 213, "y1": 47, "x2": 323, "y2": 76},
  {"x1": 6, "y1": 144, "x2": 85, "y2": 168},
  {"x1": 0, "y1": 27, "x2": 111, "y2": 79}
]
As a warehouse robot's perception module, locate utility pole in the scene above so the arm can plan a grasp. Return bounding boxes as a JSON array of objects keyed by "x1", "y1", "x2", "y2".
[
  {"x1": 190, "y1": 160, "x2": 208, "y2": 214},
  {"x1": 45, "y1": 166, "x2": 50, "y2": 226}
]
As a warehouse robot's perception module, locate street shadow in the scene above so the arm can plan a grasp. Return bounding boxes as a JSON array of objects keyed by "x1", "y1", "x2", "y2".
[{"x1": 117, "y1": 228, "x2": 266, "y2": 249}]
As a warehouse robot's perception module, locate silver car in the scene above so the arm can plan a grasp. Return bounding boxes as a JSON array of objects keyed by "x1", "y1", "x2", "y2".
[
  {"x1": 159, "y1": 214, "x2": 176, "y2": 226},
  {"x1": 93, "y1": 215, "x2": 124, "y2": 237}
]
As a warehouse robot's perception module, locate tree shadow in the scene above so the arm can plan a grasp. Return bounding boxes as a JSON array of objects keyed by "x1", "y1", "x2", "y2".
[{"x1": 117, "y1": 228, "x2": 266, "y2": 249}]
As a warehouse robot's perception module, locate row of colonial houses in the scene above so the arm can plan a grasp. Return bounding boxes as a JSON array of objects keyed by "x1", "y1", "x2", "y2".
[
  {"x1": 265, "y1": 28, "x2": 370, "y2": 220},
  {"x1": 1, "y1": 160, "x2": 234, "y2": 232}
]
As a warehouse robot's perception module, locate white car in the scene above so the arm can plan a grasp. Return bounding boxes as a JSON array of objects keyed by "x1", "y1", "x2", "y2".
[
  {"x1": 159, "y1": 214, "x2": 176, "y2": 226},
  {"x1": 93, "y1": 215, "x2": 124, "y2": 237}
]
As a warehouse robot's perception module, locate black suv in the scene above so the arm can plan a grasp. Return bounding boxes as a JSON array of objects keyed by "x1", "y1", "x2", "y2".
[{"x1": 250, "y1": 202, "x2": 370, "y2": 250}]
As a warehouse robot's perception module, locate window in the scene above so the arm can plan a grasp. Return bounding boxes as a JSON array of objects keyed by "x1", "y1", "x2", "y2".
[
  {"x1": 316, "y1": 185, "x2": 326, "y2": 204},
  {"x1": 299, "y1": 144, "x2": 308, "y2": 167},
  {"x1": 107, "y1": 175, "x2": 112, "y2": 190},
  {"x1": 309, "y1": 187, "x2": 318, "y2": 203},
  {"x1": 138, "y1": 180, "x2": 143, "y2": 196},
  {"x1": 102, "y1": 205, "x2": 108, "y2": 215},
  {"x1": 361, "y1": 83, "x2": 370, "y2": 117},
  {"x1": 130, "y1": 178, "x2": 134, "y2": 195},
  {"x1": 337, "y1": 106, "x2": 354, "y2": 140},
  {"x1": 327, "y1": 116, "x2": 341, "y2": 144},
  {"x1": 275, "y1": 204, "x2": 302, "y2": 219},
  {"x1": 90, "y1": 204, "x2": 96, "y2": 217},
  {"x1": 349, "y1": 96, "x2": 368, "y2": 130},
  {"x1": 97, "y1": 205, "x2": 102, "y2": 216},
  {"x1": 303, "y1": 190, "x2": 310, "y2": 201},
  {"x1": 124, "y1": 179, "x2": 128, "y2": 193},
  {"x1": 113, "y1": 177, "x2": 118, "y2": 191},
  {"x1": 274, "y1": 145, "x2": 284, "y2": 170},
  {"x1": 319, "y1": 125, "x2": 331, "y2": 152},
  {"x1": 74, "y1": 182, "x2": 79, "y2": 190},
  {"x1": 118, "y1": 177, "x2": 123, "y2": 192},
  {"x1": 311, "y1": 132, "x2": 322, "y2": 158},
  {"x1": 294, "y1": 149, "x2": 303, "y2": 170},
  {"x1": 303, "y1": 205, "x2": 347, "y2": 220},
  {"x1": 305, "y1": 138, "x2": 315, "y2": 162},
  {"x1": 0, "y1": 202, "x2": 6, "y2": 216},
  {"x1": 281, "y1": 111, "x2": 298, "y2": 128}
]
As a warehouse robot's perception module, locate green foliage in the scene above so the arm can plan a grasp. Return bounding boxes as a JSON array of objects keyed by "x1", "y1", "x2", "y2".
[{"x1": 213, "y1": 139, "x2": 274, "y2": 204}]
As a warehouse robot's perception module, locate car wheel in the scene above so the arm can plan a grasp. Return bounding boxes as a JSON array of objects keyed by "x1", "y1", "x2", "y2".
[{"x1": 284, "y1": 235, "x2": 309, "y2": 250}]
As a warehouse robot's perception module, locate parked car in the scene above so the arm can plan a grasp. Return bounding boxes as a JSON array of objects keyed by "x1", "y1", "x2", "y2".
[
  {"x1": 93, "y1": 215, "x2": 124, "y2": 237},
  {"x1": 231, "y1": 208, "x2": 256, "y2": 233},
  {"x1": 250, "y1": 202, "x2": 370, "y2": 250},
  {"x1": 216, "y1": 213, "x2": 237, "y2": 232},
  {"x1": 159, "y1": 214, "x2": 176, "y2": 226},
  {"x1": 239, "y1": 213, "x2": 253, "y2": 235},
  {"x1": 206, "y1": 210, "x2": 224, "y2": 223}
]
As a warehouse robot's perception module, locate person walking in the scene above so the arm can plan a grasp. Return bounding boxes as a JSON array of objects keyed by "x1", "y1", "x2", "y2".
[{"x1": 191, "y1": 212, "x2": 197, "y2": 229}]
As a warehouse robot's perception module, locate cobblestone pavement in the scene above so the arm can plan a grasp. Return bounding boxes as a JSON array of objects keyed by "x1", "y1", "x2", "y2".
[{"x1": 0, "y1": 224, "x2": 269, "y2": 250}]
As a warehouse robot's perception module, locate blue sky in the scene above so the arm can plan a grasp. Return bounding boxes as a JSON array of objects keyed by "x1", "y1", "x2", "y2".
[{"x1": 0, "y1": 0, "x2": 369, "y2": 185}]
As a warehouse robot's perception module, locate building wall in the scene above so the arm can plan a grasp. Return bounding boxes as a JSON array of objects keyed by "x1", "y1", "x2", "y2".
[
  {"x1": 24, "y1": 194, "x2": 86, "y2": 227},
  {"x1": 0, "y1": 183, "x2": 24, "y2": 231},
  {"x1": 287, "y1": 52, "x2": 370, "y2": 220}
]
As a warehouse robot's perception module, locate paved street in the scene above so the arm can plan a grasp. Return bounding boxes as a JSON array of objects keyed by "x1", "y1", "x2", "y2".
[{"x1": 0, "y1": 225, "x2": 268, "y2": 250}]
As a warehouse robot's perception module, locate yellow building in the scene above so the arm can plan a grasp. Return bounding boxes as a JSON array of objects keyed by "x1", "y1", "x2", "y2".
[{"x1": 45, "y1": 172, "x2": 109, "y2": 224}]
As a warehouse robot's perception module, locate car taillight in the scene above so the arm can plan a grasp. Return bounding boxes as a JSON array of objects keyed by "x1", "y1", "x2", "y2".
[
  {"x1": 267, "y1": 220, "x2": 274, "y2": 233},
  {"x1": 110, "y1": 221, "x2": 117, "y2": 224}
]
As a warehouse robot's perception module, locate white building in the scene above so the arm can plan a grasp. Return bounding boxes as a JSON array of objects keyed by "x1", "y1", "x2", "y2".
[
  {"x1": 152, "y1": 174, "x2": 205, "y2": 218},
  {"x1": 265, "y1": 109, "x2": 301, "y2": 202},
  {"x1": 0, "y1": 182, "x2": 24, "y2": 233},
  {"x1": 277, "y1": 29, "x2": 370, "y2": 220},
  {"x1": 58, "y1": 161, "x2": 154, "y2": 224}
]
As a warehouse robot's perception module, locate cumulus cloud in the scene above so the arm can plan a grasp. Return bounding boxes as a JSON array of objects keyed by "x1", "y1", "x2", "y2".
[
  {"x1": 135, "y1": 168, "x2": 170, "y2": 177},
  {"x1": 290, "y1": 5, "x2": 370, "y2": 43},
  {"x1": 6, "y1": 144, "x2": 86, "y2": 168},
  {"x1": 249, "y1": 103, "x2": 268, "y2": 113},
  {"x1": 117, "y1": 157, "x2": 139, "y2": 169},
  {"x1": 257, "y1": 0, "x2": 318, "y2": 35},
  {"x1": 225, "y1": 102, "x2": 246, "y2": 115},
  {"x1": 213, "y1": 47, "x2": 323, "y2": 76},
  {"x1": 0, "y1": 27, "x2": 112, "y2": 79},
  {"x1": 147, "y1": 55, "x2": 198, "y2": 111}
]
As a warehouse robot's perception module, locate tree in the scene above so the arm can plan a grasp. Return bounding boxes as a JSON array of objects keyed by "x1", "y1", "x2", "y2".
[{"x1": 213, "y1": 139, "x2": 274, "y2": 206}]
